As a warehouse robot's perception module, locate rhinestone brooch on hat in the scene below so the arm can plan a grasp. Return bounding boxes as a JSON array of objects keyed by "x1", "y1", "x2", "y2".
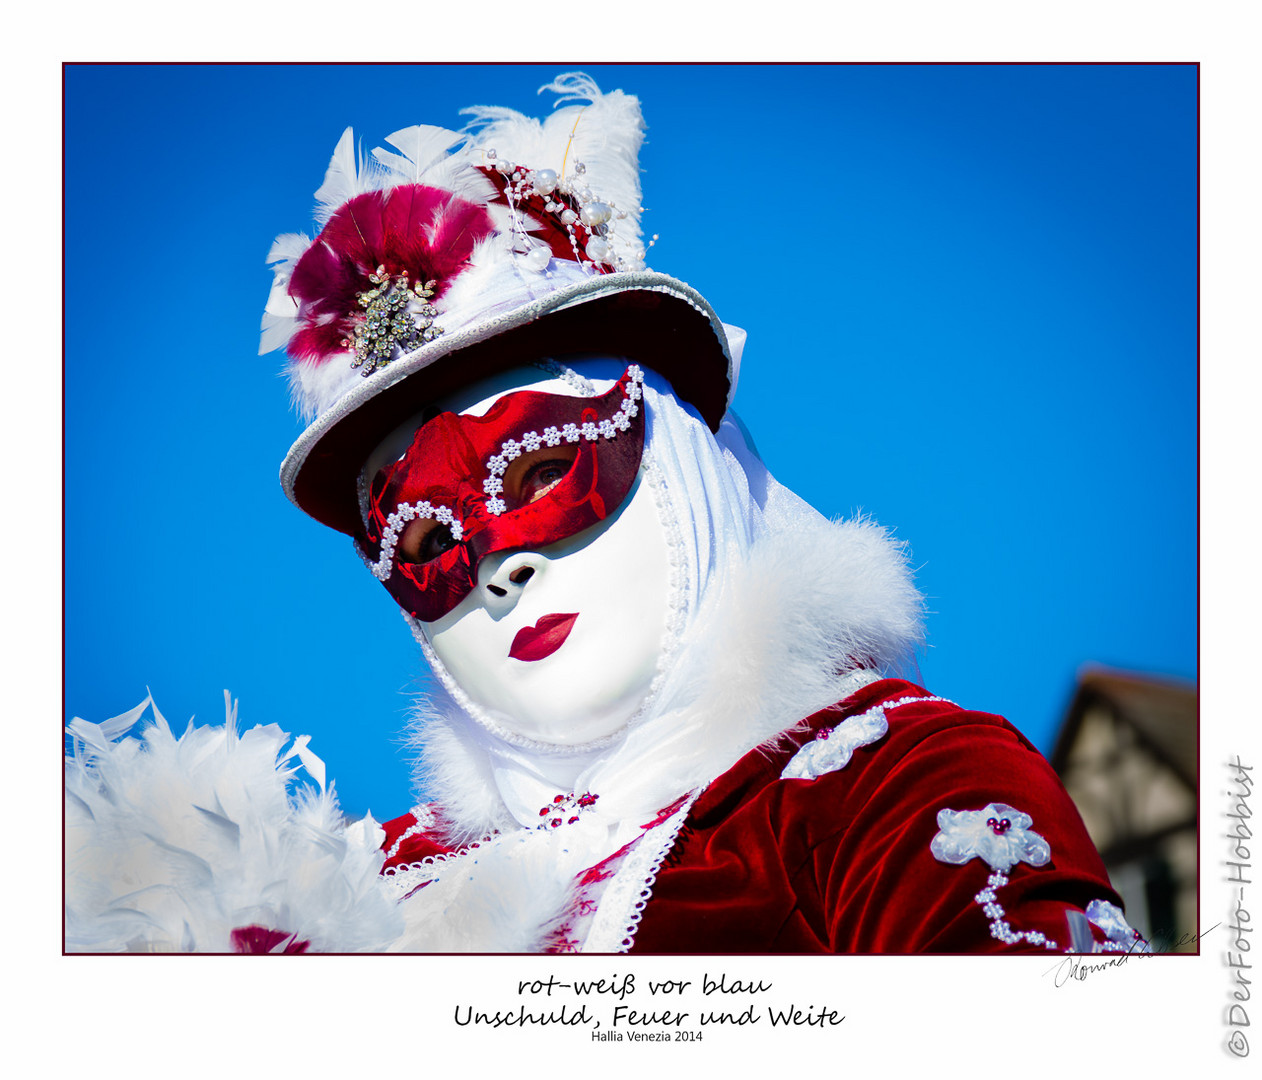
[{"x1": 343, "y1": 266, "x2": 443, "y2": 377}]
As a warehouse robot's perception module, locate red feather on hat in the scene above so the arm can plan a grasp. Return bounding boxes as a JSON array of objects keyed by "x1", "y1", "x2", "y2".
[{"x1": 285, "y1": 185, "x2": 495, "y2": 365}]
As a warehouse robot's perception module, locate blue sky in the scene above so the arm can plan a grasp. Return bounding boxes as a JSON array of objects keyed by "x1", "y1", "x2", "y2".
[{"x1": 65, "y1": 63, "x2": 1196, "y2": 821}]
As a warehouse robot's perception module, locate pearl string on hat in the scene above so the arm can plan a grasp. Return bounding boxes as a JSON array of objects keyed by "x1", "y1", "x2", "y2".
[
  {"x1": 528, "y1": 359, "x2": 597, "y2": 397},
  {"x1": 483, "y1": 149, "x2": 650, "y2": 274},
  {"x1": 481, "y1": 365, "x2": 644, "y2": 516}
]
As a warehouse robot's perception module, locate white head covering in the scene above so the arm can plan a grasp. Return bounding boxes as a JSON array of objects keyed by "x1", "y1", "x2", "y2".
[{"x1": 404, "y1": 358, "x2": 920, "y2": 847}]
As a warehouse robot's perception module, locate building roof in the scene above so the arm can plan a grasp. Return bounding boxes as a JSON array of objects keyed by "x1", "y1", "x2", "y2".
[{"x1": 1050, "y1": 667, "x2": 1198, "y2": 790}]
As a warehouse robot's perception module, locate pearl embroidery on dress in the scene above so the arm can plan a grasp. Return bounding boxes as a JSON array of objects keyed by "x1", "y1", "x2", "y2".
[
  {"x1": 972, "y1": 870, "x2": 1060, "y2": 950},
  {"x1": 383, "y1": 804, "x2": 439, "y2": 862},
  {"x1": 931, "y1": 803, "x2": 1052, "y2": 873},
  {"x1": 928, "y1": 802, "x2": 1149, "y2": 953},
  {"x1": 931, "y1": 803, "x2": 1059, "y2": 950}
]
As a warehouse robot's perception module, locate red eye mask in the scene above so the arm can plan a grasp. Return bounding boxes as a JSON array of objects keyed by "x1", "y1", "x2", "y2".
[{"x1": 360, "y1": 365, "x2": 646, "y2": 621}]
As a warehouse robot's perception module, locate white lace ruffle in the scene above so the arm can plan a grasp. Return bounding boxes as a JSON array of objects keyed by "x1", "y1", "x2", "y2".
[{"x1": 582, "y1": 796, "x2": 698, "y2": 954}]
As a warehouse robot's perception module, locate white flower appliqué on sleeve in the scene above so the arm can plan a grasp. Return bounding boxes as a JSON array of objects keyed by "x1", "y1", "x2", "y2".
[
  {"x1": 931, "y1": 802, "x2": 1060, "y2": 951},
  {"x1": 779, "y1": 690, "x2": 954, "y2": 782},
  {"x1": 1086, "y1": 898, "x2": 1150, "y2": 953},
  {"x1": 780, "y1": 707, "x2": 889, "y2": 781},
  {"x1": 930, "y1": 802, "x2": 1051, "y2": 873}
]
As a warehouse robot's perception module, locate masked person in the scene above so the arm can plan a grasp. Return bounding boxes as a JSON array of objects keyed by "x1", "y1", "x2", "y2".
[{"x1": 66, "y1": 74, "x2": 1143, "y2": 955}]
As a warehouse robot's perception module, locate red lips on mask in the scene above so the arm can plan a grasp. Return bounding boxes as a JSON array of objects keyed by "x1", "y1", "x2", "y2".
[{"x1": 360, "y1": 366, "x2": 646, "y2": 622}]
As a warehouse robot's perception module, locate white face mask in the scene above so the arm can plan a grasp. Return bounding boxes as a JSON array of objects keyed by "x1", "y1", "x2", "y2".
[{"x1": 417, "y1": 369, "x2": 673, "y2": 746}]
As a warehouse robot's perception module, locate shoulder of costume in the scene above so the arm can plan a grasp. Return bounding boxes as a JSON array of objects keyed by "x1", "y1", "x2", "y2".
[
  {"x1": 688, "y1": 677, "x2": 1046, "y2": 826},
  {"x1": 673, "y1": 679, "x2": 1133, "y2": 953}
]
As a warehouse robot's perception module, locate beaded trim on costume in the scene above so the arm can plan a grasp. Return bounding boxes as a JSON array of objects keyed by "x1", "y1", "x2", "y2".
[
  {"x1": 583, "y1": 795, "x2": 699, "y2": 954},
  {"x1": 534, "y1": 791, "x2": 600, "y2": 831},
  {"x1": 929, "y1": 801, "x2": 1148, "y2": 953},
  {"x1": 480, "y1": 365, "x2": 643, "y2": 516},
  {"x1": 931, "y1": 802, "x2": 1060, "y2": 950},
  {"x1": 528, "y1": 359, "x2": 597, "y2": 397},
  {"x1": 640, "y1": 446, "x2": 689, "y2": 701},
  {"x1": 379, "y1": 842, "x2": 479, "y2": 902},
  {"x1": 383, "y1": 804, "x2": 439, "y2": 862},
  {"x1": 1085, "y1": 898, "x2": 1151, "y2": 953},
  {"x1": 973, "y1": 870, "x2": 1060, "y2": 950},
  {"x1": 367, "y1": 501, "x2": 464, "y2": 582}
]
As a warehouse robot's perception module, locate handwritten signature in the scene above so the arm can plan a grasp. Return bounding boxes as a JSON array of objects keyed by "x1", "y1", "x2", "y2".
[{"x1": 1046, "y1": 925, "x2": 1218, "y2": 987}]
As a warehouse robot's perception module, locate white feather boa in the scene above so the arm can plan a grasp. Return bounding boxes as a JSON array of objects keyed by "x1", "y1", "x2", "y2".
[{"x1": 65, "y1": 693, "x2": 403, "y2": 953}]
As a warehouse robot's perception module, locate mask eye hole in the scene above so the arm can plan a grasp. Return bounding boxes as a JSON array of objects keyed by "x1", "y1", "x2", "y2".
[
  {"x1": 504, "y1": 445, "x2": 579, "y2": 508},
  {"x1": 396, "y1": 518, "x2": 459, "y2": 565}
]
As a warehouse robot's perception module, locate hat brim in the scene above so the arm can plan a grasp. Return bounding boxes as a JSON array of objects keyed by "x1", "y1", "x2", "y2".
[{"x1": 280, "y1": 271, "x2": 733, "y2": 536}]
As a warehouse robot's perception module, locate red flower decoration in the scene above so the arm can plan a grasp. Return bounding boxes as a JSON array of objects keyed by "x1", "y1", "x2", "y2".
[{"x1": 286, "y1": 185, "x2": 495, "y2": 366}]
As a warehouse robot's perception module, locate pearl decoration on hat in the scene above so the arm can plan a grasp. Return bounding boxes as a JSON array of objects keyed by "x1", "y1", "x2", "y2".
[
  {"x1": 580, "y1": 202, "x2": 611, "y2": 227},
  {"x1": 585, "y1": 236, "x2": 613, "y2": 264},
  {"x1": 522, "y1": 244, "x2": 552, "y2": 272},
  {"x1": 488, "y1": 147, "x2": 641, "y2": 276},
  {"x1": 532, "y1": 168, "x2": 558, "y2": 195}
]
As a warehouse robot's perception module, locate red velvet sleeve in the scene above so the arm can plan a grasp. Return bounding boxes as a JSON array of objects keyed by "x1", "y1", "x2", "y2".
[
  {"x1": 800, "y1": 705, "x2": 1122, "y2": 953},
  {"x1": 631, "y1": 688, "x2": 1127, "y2": 954}
]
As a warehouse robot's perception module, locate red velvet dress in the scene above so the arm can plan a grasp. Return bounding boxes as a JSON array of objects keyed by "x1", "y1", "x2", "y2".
[{"x1": 380, "y1": 679, "x2": 1130, "y2": 954}]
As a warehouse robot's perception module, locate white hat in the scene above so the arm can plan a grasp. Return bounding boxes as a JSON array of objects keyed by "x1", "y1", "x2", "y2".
[{"x1": 263, "y1": 73, "x2": 739, "y2": 536}]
